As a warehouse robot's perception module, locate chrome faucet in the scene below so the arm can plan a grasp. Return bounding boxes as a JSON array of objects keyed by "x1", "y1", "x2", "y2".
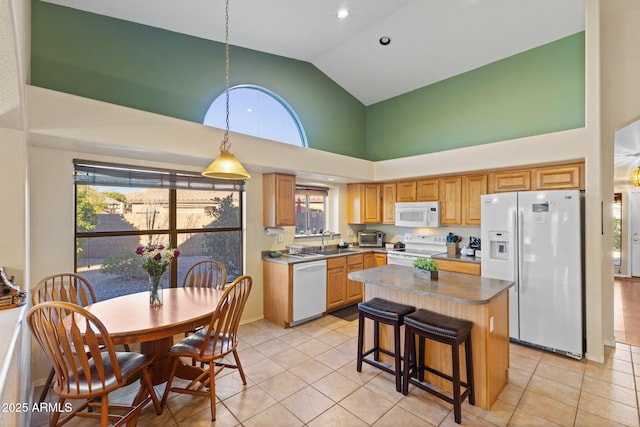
[{"x1": 321, "y1": 230, "x2": 333, "y2": 251}]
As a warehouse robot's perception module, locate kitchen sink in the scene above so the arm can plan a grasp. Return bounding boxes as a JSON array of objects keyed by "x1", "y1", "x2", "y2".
[{"x1": 318, "y1": 249, "x2": 356, "y2": 255}]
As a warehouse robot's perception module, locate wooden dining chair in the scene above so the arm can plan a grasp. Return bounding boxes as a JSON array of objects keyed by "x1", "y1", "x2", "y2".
[
  {"x1": 181, "y1": 259, "x2": 227, "y2": 290},
  {"x1": 161, "y1": 275, "x2": 252, "y2": 421},
  {"x1": 32, "y1": 272, "x2": 130, "y2": 403},
  {"x1": 27, "y1": 301, "x2": 161, "y2": 427}
]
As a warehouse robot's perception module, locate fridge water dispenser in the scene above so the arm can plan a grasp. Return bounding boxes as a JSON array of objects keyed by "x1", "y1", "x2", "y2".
[{"x1": 488, "y1": 231, "x2": 510, "y2": 260}]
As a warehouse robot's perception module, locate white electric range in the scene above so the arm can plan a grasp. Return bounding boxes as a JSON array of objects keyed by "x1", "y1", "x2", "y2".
[{"x1": 386, "y1": 233, "x2": 448, "y2": 266}]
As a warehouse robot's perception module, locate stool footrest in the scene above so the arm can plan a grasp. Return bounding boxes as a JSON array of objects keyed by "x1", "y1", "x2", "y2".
[{"x1": 407, "y1": 376, "x2": 472, "y2": 406}]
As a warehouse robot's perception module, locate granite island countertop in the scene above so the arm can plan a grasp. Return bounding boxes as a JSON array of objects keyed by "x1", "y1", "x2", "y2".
[{"x1": 348, "y1": 264, "x2": 513, "y2": 305}]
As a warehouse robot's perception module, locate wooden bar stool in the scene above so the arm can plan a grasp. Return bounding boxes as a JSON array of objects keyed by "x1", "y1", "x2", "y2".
[
  {"x1": 357, "y1": 298, "x2": 415, "y2": 392},
  {"x1": 402, "y1": 308, "x2": 474, "y2": 424}
]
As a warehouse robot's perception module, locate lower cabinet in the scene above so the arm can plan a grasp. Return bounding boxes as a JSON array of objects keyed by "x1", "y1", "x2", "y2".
[
  {"x1": 435, "y1": 259, "x2": 481, "y2": 275},
  {"x1": 374, "y1": 253, "x2": 387, "y2": 266},
  {"x1": 327, "y1": 253, "x2": 376, "y2": 312},
  {"x1": 326, "y1": 257, "x2": 348, "y2": 312}
]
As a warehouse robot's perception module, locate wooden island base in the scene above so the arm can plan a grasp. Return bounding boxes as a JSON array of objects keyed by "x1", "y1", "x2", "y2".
[{"x1": 349, "y1": 265, "x2": 513, "y2": 410}]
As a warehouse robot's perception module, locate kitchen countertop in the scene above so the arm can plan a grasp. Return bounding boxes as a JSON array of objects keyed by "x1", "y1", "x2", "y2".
[
  {"x1": 348, "y1": 264, "x2": 513, "y2": 305},
  {"x1": 432, "y1": 252, "x2": 481, "y2": 264},
  {"x1": 262, "y1": 247, "x2": 388, "y2": 264}
]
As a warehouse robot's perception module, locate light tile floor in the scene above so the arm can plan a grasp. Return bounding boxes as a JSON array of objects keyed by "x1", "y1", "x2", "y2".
[{"x1": 32, "y1": 313, "x2": 640, "y2": 426}]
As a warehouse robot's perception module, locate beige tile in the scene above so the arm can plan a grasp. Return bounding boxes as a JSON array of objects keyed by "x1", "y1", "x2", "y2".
[
  {"x1": 164, "y1": 391, "x2": 214, "y2": 423},
  {"x1": 175, "y1": 402, "x2": 239, "y2": 426},
  {"x1": 516, "y1": 389, "x2": 576, "y2": 426},
  {"x1": 278, "y1": 330, "x2": 313, "y2": 347},
  {"x1": 362, "y1": 371, "x2": 405, "y2": 404},
  {"x1": 539, "y1": 352, "x2": 586, "y2": 374},
  {"x1": 471, "y1": 398, "x2": 516, "y2": 427},
  {"x1": 584, "y1": 363, "x2": 636, "y2": 390},
  {"x1": 581, "y1": 374, "x2": 637, "y2": 408},
  {"x1": 280, "y1": 386, "x2": 335, "y2": 423},
  {"x1": 315, "y1": 346, "x2": 356, "y2": 370},
  {"x1": 508, "y1": 407, "x2": 563, "y2": 426},
  {"x1": 498, "y1": 382, "x2": 525, "y2": 407},
  {"x1": 336, "y1": 360, "x2": 381, "y2": 385},
  {"x1": 339, "y1": 387, "x2": 396, "y2": 425},
  {"x1": 292, "y1": 321, "x2": 333, "y2": 338},
  {"x1": 289, "y1": 357, "x2": 334, "y2": 384},
  {"x1": 372, "y1": 405, "x2": 433, "y2": 427},
  {"x1": 213, "y1": 370, "x2": 254, "y2": 401},
  {"x1": 525, "y1": 374, "x2": 581, "y2": 407},
  {"x1": 233, "y1": 345, "x2": 266, "y2": 367},
  {"x1": 269, "y1": 347, "x2": 311, "y2": 369},
  {"x1": 294, "y1": 337, "x2": 333, "y2": 357},
  {"x1": 315, "y1": 314, "x2": 352, "y2": 330},
  {"x1": 258, "y1": 371, "x2": 307, "y2": 401},
  {"x1": 578, "y1": 390, "x2": 640, "y2": 427},
  {"x1": 510, "y1": 343, "x2": 544, "y2": 362},
  {"x1": 221, "y1": 385, "x2": 278, "y2": 422},
  {"x1": 312, "y1": 371, "x2": 361, "y2": 402},
  {"x1": 252, "y1": 336, "x2": 290, "y2": 357},
  {"x1": 396, "y1": 389, "x2": 451, "y2": 426},
  {"x1": 308, "y1": 404, "x2": 369, "y2": 427},
  {"x1": 242, "y1": 403, "x2": 303, "y2": 427},
  {"x1": 574, "y1": 409, "x2": 628, "y2": 427},
  {"x1": 243, "y1": 357, "x2": 286, "y2": 384},
  {"x1": 533, "y1": 360, "x2": 584, "y2": 388},
  {"x1": 316, "y1": 329, "x2": 353, "y2": 347},
  {"x1": 508, "y1": 366, "x2": 533, "y2": 389},
  {"x1": 249, "y1": 318, "x2": 291, "y2": 337},
  {"x1": 510, "y1": 352, "x2": 539, "y2": 374}
]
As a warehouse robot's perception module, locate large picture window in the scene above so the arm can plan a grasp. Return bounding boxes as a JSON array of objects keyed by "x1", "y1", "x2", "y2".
[{"x1": 74, "y1": 161, "x2": 245, "y2": 301}]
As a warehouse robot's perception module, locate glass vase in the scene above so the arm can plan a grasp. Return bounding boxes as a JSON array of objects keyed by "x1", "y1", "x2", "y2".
[{"x1": 148, "y1": 273, "x2": 164, "y2": 307}]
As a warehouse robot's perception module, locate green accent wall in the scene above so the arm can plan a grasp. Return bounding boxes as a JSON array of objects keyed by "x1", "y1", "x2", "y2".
[
  {"x1": 30, "y1": 1, "x2": 367, "y2": 158},
  {"x1": 365, "y1": 32, "x2": 585, "y2": 161},
  {"x1": 31, "y1": 1, "x2": 585, "y2": 162}
]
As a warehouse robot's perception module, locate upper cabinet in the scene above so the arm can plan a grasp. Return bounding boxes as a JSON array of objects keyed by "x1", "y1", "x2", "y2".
[
  {"x1": 439, "y1": 176, "x2": 462, "y2": 225},
  {"x1": 531, "y1": 163, "x2": 583, "y2": 190},
  {"x1": 488, "y1": 162, "x2": 584, "y2": 193},
  {"x1": 396, "y1": 181, "x2": 417, "y2": 202},
  {"x1": 382, "y1": 183, "x2": 397, "y2": 224},
  {"x1": 488, "y1": 170, "x2": 531, "y2": 193},
  {"x1": 462, "y1": 174, "x2": 488, "y2": 225},
  {"x1": 416, "y1": 178, "x2": 439, "y2": 201},
  {"x1": 348, "y1": 183, "x2": 382, "y2": 224},
  {"x1": 263, "y1": 173, "x2": 296, "y2": 227}
]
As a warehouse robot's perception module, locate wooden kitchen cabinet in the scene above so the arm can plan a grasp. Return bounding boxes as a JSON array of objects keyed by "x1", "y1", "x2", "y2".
[
  {"x1": 439, "y1": 176, "x2": 462, "y2": 225},
  {"x1": 382, "y1": 183, "x2": 397, "y2": 224},
  {"x1": 488, "y1": 170, "x2": 531, "y2": 193},
  {"x1": 374, "y1": 253, "x2": 387, "y2": 266},
  {"x1": 326, "y1": 257, "x2": 348, "y2": 312},
  {"x1": 263, "y1": 173, "x2": 296, "y2": 227},
  {"x1": 263, "y1": 261, "x2": 292, "y2": 328},
  {"x1": 462, "y1": 174, "x2": 488, "y2": 225},
  {"x1": 416, "y1": 178, "x2": 439, "y2": 201},
  {"x1": 531, "y1": 163, "x2": 583, "y2": 190},
  {"x1": 396, "y1": 180, "x2": 417, "y2": 202},
  {"x1": 347, "y1": 183, "x2": 382, "y2": 224},
  {"x1": 435, "y1": 259, "x2": 481, "y2": 275},
  {"x1": 364, "y1": 252, "x2": 377, "y2": 269},
  {"x1": 346, "y1": 255, "x2": 364, "y2": 305}
]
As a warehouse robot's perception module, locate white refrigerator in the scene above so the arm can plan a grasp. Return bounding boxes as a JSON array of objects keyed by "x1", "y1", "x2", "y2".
[{"x1": 480, "y1": 190, "x2": 584, "y2": 359}]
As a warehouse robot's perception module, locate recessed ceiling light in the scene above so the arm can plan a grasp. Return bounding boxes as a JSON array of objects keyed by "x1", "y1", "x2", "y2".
[
  {"x1": 328, "y1": 178, "x2": 336, "y2": 181},
  {"x1": 379, "y1": 36, "x2": 391, "y2": 46},
  {"x1": 337, "y1": 9, "x2": 349, "y2": 19}
]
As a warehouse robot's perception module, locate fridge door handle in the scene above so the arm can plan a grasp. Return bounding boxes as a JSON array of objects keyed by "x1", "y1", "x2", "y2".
[{"x1": 518, "y1": 210, "x2": 524, "y2": 290}]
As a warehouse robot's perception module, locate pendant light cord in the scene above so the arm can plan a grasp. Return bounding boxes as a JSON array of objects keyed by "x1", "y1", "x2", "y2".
[{"x1": 221, "y1": 0, "x2": 231, "y2": 153}]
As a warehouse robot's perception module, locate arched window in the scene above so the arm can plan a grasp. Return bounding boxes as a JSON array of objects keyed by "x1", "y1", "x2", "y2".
[{"x1": 203, "y1": 85, "x2": 307, "y2": 147}]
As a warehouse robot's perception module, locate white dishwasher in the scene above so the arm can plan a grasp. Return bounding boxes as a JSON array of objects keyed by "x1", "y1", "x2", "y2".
[{"x1": 292, "y1": 260, "x2": 327, "y2": 326}]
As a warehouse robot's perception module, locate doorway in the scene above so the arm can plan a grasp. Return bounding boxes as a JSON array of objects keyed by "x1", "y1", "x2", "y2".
[{"x1": 629, "y1": 190, "x2": 640, "y2": 276}]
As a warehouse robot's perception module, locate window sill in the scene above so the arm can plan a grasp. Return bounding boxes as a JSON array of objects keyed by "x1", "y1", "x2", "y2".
[{"x1": 294, "y1": 233, "x2": 342, "y2": 240}]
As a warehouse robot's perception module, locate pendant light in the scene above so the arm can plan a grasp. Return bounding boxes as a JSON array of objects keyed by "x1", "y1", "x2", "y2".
[
  {"x1": 202, "y1": 0, "x2": 250, "y2": 180},
  {"x1": 631, "y1": 167, "x2": 640, "y2": 186}
]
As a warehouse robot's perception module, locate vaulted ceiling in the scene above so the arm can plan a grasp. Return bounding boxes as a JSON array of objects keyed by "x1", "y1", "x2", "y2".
[{"x1": 42, "y1": 0, "x2": 585, "y2": 106}]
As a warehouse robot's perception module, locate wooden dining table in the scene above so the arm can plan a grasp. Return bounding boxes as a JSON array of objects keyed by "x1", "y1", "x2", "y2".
[{"x1": 83, "y1": 287, "x2": 224, "y2": 385}]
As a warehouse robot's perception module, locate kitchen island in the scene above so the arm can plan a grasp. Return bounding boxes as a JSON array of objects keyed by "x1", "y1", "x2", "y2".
[{"x1": 348, "y1": 264, "x2": 514, "y2": 410}]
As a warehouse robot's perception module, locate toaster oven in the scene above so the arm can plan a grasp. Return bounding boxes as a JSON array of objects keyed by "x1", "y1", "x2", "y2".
[{"x1": 358, "y1": 230, "x2": 385, "y2": 247}]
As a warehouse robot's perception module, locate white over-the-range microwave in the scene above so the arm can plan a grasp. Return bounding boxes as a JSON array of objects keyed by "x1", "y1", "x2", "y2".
[{"x1": 395, "y1": 201, "x2": 440, "y2": 228}]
